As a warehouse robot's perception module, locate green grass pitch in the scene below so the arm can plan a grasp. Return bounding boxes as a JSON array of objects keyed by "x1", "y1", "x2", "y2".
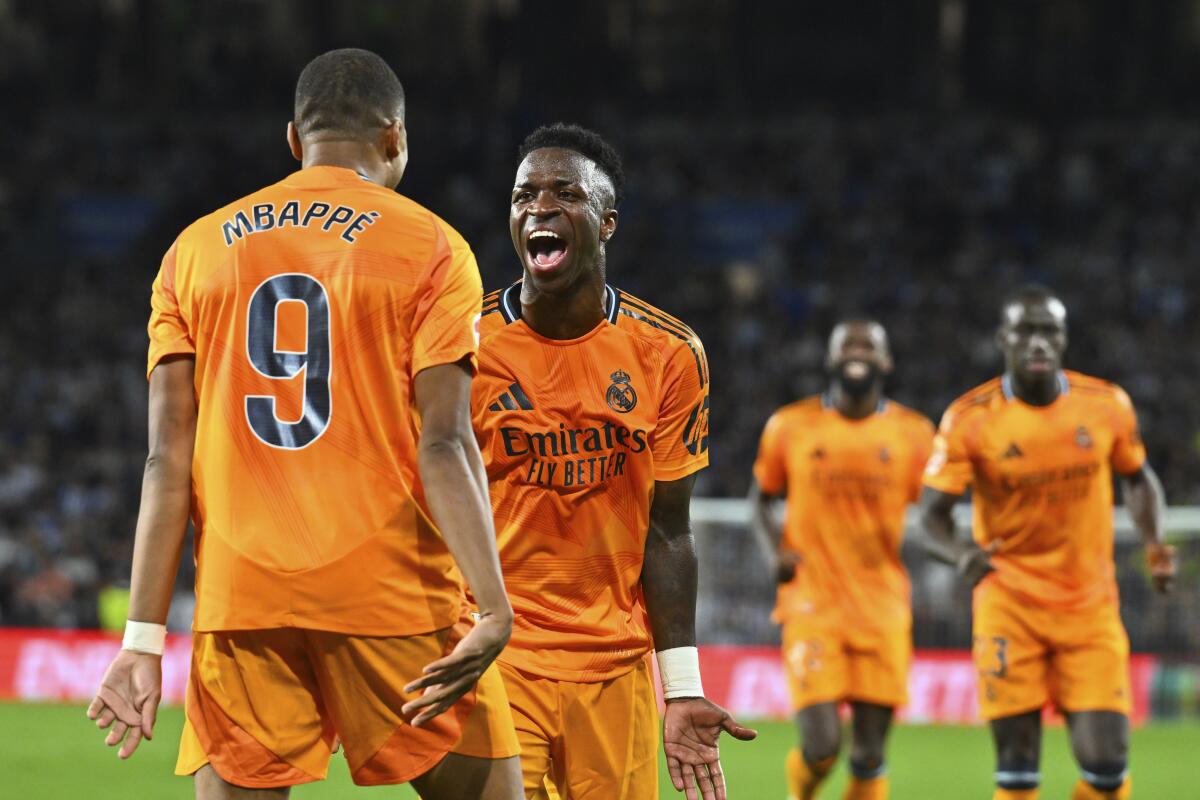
[{"x1": 5, "y1": 702, "x2": 1198, "y2": 798}]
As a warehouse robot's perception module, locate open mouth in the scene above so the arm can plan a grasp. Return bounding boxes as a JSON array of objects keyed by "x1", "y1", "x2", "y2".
[
  {"x1": 842, "y1": 360, "x2": 870, "y2": 380},
  {"x1": 527, "y1": 230, "x2": 568, "y2": 273}
]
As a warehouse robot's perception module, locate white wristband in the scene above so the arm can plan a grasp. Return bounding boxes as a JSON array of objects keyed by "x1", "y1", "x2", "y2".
[
  {"x1": 122, "y1": 621, "x2": 167, "y2": 655},
  {"x1": 656, "y1": 646, "x2": 704, "y2": 700}
]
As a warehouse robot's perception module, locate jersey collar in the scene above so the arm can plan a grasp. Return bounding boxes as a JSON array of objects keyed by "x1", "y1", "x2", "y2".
[
  {"x1": 499, "y1": 281, "x2": 620, "y2": 325},
  {"x1": 821, "y1": 393, "x2": 888, "y2": 416}
]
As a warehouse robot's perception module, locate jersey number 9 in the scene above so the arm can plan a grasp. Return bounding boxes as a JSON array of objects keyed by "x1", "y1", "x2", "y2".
[{"x1": 245, "y1": 274, "x2": 332, "y2": 449}]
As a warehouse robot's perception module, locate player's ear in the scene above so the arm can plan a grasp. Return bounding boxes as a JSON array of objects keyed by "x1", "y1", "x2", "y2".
[
  {"x1": 286, "y1": 122, "x2": 303, "y2": 163},
  {"x1": 600, "y1": 209, "x2": 618, "y2": 243},
  {"x1": 384, "y1": 119, "x2": 407, "y2": 162}
]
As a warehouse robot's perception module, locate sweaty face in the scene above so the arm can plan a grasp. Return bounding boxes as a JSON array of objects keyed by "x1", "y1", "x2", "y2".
[
  {"x1": 827, "y1": 321, "x2": 891, "y2": 398},
  {"x1": 509, "y1": 147, "x2": 617, "y2": 293},
  {"x1": 998, "y1": 298, "x2": 1068, "y2": 380}
]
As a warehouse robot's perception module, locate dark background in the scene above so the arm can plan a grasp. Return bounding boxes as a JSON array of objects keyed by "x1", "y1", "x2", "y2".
[{"x1": 0, "y1": 0, "x2": 1197, "y2": 653}]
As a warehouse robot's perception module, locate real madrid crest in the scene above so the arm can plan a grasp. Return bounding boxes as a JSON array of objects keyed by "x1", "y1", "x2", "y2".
[
  {"x1": 1076, "y1": 425, "x2": 1093, "y2": 449},
  {"x1": 606, "y1": 369, "x2": 637, "y2": 413}
]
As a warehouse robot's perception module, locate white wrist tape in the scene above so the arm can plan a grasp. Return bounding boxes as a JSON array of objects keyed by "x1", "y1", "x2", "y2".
[
  {"x1": 656, "y1": 646, "x2": 704, "y2": 699},
  {"x1": 122, "y1": 621, "x2": 167, "y2": 655}
]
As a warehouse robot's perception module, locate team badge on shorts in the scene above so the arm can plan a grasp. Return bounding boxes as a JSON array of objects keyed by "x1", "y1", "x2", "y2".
[{"x1": 606, "y1": 369, "x2": 638, "y2": 413}]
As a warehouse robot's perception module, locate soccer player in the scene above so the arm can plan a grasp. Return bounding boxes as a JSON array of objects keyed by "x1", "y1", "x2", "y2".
[
  {"x1": 473, "y1": 123, "x2": 756, "y2": 800},
  {"x1": 749, "y1": 320, "x2": 935, "y2": 800},
  {"x1": 85, "y1": 49, "x2": 522, "y2": 799},
  {"x1": 919, "y1": 286, "x2": 1177, "y2": 800}
]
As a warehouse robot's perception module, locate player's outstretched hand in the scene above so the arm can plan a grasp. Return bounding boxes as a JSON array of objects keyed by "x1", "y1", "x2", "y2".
[
  {"x1": 956, "y1": 540, "x2": 999, "y2": 588},
  {"x1": 86, "y1": 649, "x2": 162, "y2": 760},
  {"x1": 662, "y1": 697, "x2": 757, "y2": 800},
  {"x1": 403, "y1": 612, "x2": 512, "y2": 728},
  {"x1": 775, "y1": 549, "x2": 803, "y2": 584},
  {"x1": 1146, "y1": 542, "x2": 1177, "y2": 594}
]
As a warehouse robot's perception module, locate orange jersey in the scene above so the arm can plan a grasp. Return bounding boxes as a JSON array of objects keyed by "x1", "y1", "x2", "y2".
[
  {"x1": 473, "y1": 283, "x2": 710, "y2": 682},
  {"x1": 147, "y1": 166, "x2": 483, "y2": 635},
  {"x1": 753, "y1": 397, "x2": 934, "y2": 628},
  {"x1": 923, "y1": 371, "x2": 1146, "y2": 610}
]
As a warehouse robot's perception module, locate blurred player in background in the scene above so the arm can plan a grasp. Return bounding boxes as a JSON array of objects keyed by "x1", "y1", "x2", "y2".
[
  {"x1": 750, "y1": 320, "x2": 934, "y2": 800},
  {"x1": 919, "y1": 286, "x2": 1176, "y2": 800},
  {"x1": 85, "y1": 49, "x2": 523, "y2": 799},
  {"x1": 473, "y1": 123, "x2": 756, "y2": 800}
]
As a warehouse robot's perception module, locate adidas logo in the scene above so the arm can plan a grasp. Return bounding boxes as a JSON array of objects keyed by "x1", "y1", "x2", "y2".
[
  {"x1": 1001, "y1": 442, "x2": 1024, "y2": 459},
  {"x1": 488, "y1": 382, "x2": 534, "y2": 412}
]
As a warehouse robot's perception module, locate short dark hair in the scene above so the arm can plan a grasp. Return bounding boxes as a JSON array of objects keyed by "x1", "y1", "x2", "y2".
[
  {"x1": 518, "y1": 123, "x2": 625, "y2": 207},
  {"x1": 294, "y1": 48, "x2": 405, "y2": 138},
  {"x1": 1000, "y1": 283, "x2": 1060, "y2": 321}
]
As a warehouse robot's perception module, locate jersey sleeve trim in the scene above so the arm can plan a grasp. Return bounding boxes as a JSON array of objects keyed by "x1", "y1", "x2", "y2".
[{"x1": 654, "y1": 455, "x2": 709, "y2": 482}]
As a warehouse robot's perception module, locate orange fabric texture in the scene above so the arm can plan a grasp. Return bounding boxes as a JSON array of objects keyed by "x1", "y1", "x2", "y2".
[
  {"x1": 753, "y1": 397, "x2": 934, "y2": 630},
  {"x1": 1070, "y1": 777, "x2": 1131, "y2": 800},
  {"x1": 498, "y1": 657, "x2": 660, "y2": 800},
  {"x1": 474, "y1": 284, "x2": 709, "y2": 682},
  {"x1": 924, "y1": 371, "x2": 1146, "y2": 611},
  {"x1": 175, "y1": 624, "x2": 518, "y2": 788},
  {"x1": 147, "y1": 166, "x2": 484, "y2": 634},
  {"x1": 782, "y1": 616, "x2": 911, "y2": 710},
  {"x1": 786, "y1": 748, "x2": 835, "y2": 800},
  {"x1": 844, "y1": 775, "x2": 890, "y2": 800},
  {"x1": 993, "y1": 790, "x2": 1040, "y2": 800},
  {"x1": 972, "y1": 579, "x2": 1131, "y2": 720}
]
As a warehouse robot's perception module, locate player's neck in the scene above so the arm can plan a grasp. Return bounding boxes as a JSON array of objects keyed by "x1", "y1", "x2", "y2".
[
  {"x1": 519, "y1": 269, "x2": 607, "y2": 340},
  {"x1": 300, "y1": 141, "x2": 390, "y2": 186},
  {"x1": 1007, "y1": 370, "x2": 1061, "y2": 406},
  {"x1": 830, "y1": 383, "x2": 881, "y2": 420}
]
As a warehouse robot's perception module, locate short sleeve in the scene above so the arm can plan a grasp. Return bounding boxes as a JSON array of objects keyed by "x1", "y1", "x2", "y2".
[
  {"x1": 1109, "y1": 386, "x2": 1147, "y2": 476},
  {"x1": 411, "y1": 223, "x2": 484, "y2": 379},
  {"x1": 907, "y1": 417, "x2": 936, "y2": 502},
  {"x1": 146, "y1": 241, "x2": 195, "y2": 379},
  {"x1": 651, "y1": 338, "x2": 710, "y2": 482},
  {"x1": 752, "y1": 412, "x2": 789, "y2": 495},
  {"x1": 922, "y1": 408, "x2": 974, "y2": 496}
]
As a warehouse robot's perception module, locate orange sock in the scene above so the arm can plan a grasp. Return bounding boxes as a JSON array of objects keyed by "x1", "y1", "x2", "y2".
[
  {"x1": 843, "y1": 774, "x2": 889, "y2": 800},
  {"x1": 1071, "y1": 776, "x2": 1131, "y2": 800},
  {"x1": 992, "y1": 789, "x2": 1039, "y2": 800},
  {"x1": 786, "y1": 748, "x2": 835, "y2": 800}
]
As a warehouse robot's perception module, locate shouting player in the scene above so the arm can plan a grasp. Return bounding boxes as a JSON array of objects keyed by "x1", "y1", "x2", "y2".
[
  {"x1": 750, "y1": 320, "x2": 934, "y2": 800},
  {"x1": 86, "y1": 49, "x2": 522, "y2": 799},
  {"x1": 919, "y1": 286, "x2": 1176, "y2": 800},
  {"x1": 473, "y1": 123, "x2": 756, "y2": 800}
]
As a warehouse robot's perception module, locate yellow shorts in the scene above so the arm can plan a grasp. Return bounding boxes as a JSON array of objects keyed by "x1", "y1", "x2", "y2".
[
  {"x1": 498, "y1": 655, "x2": 659, "y2": 800},
  {"x1": 973, "y1": 578, "x2": 1132, "y2": 720},
  {"x1": 175, "y1": 621, "x2": 519, "y2": 789},
  {"x1": 781, "y1": 617, "x2": 911, "y2": 710}
]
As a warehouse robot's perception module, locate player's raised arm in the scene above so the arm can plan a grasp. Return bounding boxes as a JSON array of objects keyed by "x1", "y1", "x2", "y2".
[
  {"x1": 643, "y1": 474, "x2": 757, "y2": 800},
  {"x1": 403, "y1": 359, "x2": 513, "y2": 727},
  {"x1": 1121, "y1": 463, "x2": 1174, "y2": 593},
  {"x1": 88, "y1": 355, "x2": 197, "y2": 759}
]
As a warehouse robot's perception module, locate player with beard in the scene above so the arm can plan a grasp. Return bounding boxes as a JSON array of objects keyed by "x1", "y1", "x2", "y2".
[
  {"x1": 749, "y1": 320, "x2": 934, "y2": 800},
  {"x1": 473, "y1": 123, "x2": 756, "y2": 800},
  {"x1": 919, "y1": 286, "x2": 1176, "y2": 800}
]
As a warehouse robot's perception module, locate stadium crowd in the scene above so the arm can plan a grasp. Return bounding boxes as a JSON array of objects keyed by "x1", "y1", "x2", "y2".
[{"x1": 0, "y1": 4, "x2": 1196, "y2": 654}]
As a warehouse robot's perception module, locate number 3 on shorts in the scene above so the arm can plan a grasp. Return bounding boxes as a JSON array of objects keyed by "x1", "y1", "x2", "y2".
[
  {"x1": 973, "y1": 635, "x2": 1008, "y2": 679},
  {"x1": 244, "y1": 273, "x2": 332, "y2": 450}
]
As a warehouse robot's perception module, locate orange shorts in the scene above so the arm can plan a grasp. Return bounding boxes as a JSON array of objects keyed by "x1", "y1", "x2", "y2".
[
  {"x1": 781, "y1": 617, "x2": 911, "y2": 710},
  {"x1": 972, "y1": 578, "x2": 1131, "y2": 720},
  {"x1": 499, "y1": 655, "x2": 659, "y2": 800},
  {"x1": 175, "y1": 622, "x2": 519, "y2": 789}
]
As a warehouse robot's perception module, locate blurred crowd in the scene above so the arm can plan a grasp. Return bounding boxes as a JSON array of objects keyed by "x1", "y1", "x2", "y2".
[{"x1": 0, "y1": 2, "x2": 1197, "y2": 649}]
